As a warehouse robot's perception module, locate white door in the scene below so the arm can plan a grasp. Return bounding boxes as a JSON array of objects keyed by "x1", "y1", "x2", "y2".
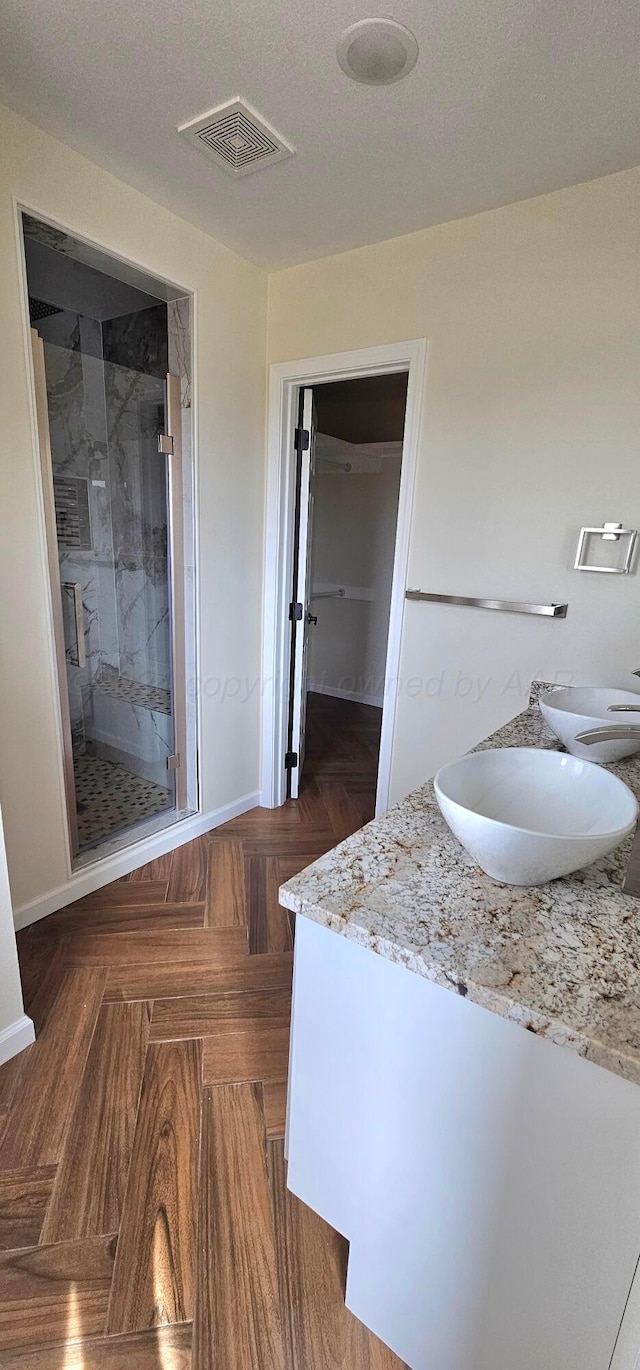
[{"x1": 289, "y1": 387, "x2": 317, "y2": 799}]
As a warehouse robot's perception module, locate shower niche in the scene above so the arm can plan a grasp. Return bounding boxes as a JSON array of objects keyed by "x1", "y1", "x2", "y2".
[{"x1": 22, "y1": 213, "x2": 196, "y2": 862}]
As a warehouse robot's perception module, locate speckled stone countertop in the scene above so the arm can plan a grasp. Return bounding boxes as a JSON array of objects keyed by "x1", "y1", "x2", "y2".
[{"x1": 280, "y1": 686, "x2": 640, "y2": 1086}]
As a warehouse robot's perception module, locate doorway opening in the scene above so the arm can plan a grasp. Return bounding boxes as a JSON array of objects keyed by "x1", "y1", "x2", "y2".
[
  {"x1": 21, "y1": 212, "x2": 197, "y2": 864},
  {"x1": 262, "y1": 338, "x2": 426, "y2": 820},
  {"x1": 287, "y1": 374, "x2": 407, "y2": 816}
]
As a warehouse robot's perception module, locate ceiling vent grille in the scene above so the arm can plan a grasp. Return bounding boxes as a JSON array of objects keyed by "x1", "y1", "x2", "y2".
[{"x1": 179, "y1": 99, "x2": 294, "y2": 178}]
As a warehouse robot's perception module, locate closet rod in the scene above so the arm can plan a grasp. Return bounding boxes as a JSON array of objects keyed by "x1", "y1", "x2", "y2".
[{"x1": 317, "y1": 455, "x2": 352, "y2": 471}]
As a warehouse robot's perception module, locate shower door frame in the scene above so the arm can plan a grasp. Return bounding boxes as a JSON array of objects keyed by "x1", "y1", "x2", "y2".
[
  {"x1": 30, "y1": 327, "x2": 190, "y2": 863},
  {"x1": 165, "y1": 372, "x2": 188, "y2": 814}
]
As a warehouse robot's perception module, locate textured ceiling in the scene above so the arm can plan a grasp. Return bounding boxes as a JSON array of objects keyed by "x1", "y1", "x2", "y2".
[{"x1": 1, "y1": 0, "x2": 638, "y2": 269}]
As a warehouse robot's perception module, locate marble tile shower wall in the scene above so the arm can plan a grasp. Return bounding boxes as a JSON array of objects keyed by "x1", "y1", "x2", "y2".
[
  {"x1": 41, "y1": 316, "x2": 117, "y2": 757},
  {"x1": 102, "y1": 302, "x2": 168, "y2": 379},
  {"x1": 40, "y1": 296, "x2": 193, "y2": 798},
  {"x1": 103, "y1": 357, "x2": 170, "y2": 691},
  {"x1": 168, "y1": 297, "x2": 192, "y2": 407}
]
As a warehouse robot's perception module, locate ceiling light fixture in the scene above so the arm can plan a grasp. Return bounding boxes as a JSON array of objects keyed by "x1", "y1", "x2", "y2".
[{"x1": 336, "y1": 18, "x2": 419, "y2": 86}]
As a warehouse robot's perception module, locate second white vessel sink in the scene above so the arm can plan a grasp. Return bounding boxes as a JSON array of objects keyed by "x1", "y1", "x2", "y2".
[
  {"x1": 434, "y1": 746, "x2": 637, "y2": 886},
  {"x1": 540, "y1": 686, "x2": 640, "y2": 762}
]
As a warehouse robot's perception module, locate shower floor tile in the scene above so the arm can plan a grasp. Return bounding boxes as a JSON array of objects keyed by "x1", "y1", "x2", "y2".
[{"x1": 74, "y1": 756, "x2": 173, "y2": 851}]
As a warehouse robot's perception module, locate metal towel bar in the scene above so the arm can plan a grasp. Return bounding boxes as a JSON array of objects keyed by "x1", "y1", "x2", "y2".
[
  {"x1": 311, "y1": 588, "x2": 346, "y2": 599},
  {"x1": 405, "y1": 591, "x2": 568, "y2": 618}
]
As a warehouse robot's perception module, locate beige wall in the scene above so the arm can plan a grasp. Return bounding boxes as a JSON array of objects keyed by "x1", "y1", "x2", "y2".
[
  {"x1": 0, "y1": 104, "x2": 267, "y2": 909},
  {"x1": 268, "y1": 169, "x2": 640, "y2": 803},
  {"x1": 2, "y1": 98, "x2": 639, "y2": 912}
]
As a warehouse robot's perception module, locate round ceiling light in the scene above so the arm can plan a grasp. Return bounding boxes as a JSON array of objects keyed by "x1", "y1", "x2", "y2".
[{"x1": 336, "y1": 18, "x2": 419, "y2": 86}]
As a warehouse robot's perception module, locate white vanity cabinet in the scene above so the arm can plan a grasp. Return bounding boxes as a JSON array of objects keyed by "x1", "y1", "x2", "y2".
[{"x1": 286, "y1": 915, "x2": 640, "y2": 1370}]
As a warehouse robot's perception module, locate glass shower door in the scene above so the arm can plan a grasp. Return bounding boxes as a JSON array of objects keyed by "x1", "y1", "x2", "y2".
[{"x1": 32, "y1": 327, "x2": 185, "y2": 858}]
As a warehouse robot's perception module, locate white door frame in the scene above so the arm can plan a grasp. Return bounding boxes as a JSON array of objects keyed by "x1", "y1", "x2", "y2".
[{"x1": 261, "y1": 338, "x2": 427, "y2": 814}]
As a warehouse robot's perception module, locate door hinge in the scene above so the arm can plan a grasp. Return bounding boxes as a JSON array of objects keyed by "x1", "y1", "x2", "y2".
[
  {"x1": 158, "y1": 434, "x2": 174, "y2": 455},
  {"x1": 167, "y1": 753, "x2": 180, "y2": 770},
  {"x1": 285, "y1": 750, "x2": 298, "y2": 769},
  {"x1": 289, "y1": 601, "x2": 303, "y2": 621},
  {"x1": 295, "y1": 426, "x2": 310, "y2": 452}
]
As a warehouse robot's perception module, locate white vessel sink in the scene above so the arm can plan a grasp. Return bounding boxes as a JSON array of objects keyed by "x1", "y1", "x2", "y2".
[
  {"x1": 434, "y1": 747, "x2": 638, "y2": 886},
  {"x1": 540, "y1": 686, "x2": 640, "y2": 763}
]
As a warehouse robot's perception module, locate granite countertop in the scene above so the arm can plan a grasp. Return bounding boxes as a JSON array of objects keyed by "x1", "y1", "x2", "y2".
[{"x1": 279, "y1": 686, "x2": 640, "y2": 1086}]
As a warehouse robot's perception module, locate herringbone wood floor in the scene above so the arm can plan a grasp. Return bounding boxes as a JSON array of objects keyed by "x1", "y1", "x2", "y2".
[{"x1": 0, "y1": 696, "x2": 405, "y2": 1368}]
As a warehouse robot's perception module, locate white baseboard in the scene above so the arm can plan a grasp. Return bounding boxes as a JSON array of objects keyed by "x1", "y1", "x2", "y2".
[
  {"x1": 308, "y1": 682, "x2": 384, "y2": 709},
  {"x1": 0, "y1": 1013, "x2": 35, "y2": 1066},
  {"x1": 13, "y1": 791, "x2": 260, "y2": 931}
]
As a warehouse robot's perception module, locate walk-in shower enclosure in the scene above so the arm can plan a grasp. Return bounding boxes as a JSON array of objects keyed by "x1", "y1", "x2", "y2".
[{"x1": 22, "y1": 214, "x2": 196, "y2": 862}]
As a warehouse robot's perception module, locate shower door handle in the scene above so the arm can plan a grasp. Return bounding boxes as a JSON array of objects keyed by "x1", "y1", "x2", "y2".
[{"x1": 63, "y1": 582, "x2": 86, "y2": 668}]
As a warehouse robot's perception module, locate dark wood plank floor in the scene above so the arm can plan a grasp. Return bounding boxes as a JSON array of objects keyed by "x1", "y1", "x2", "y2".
[{"x1": 0, "y1": 695, "x2": 405, "y2": 1368}]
